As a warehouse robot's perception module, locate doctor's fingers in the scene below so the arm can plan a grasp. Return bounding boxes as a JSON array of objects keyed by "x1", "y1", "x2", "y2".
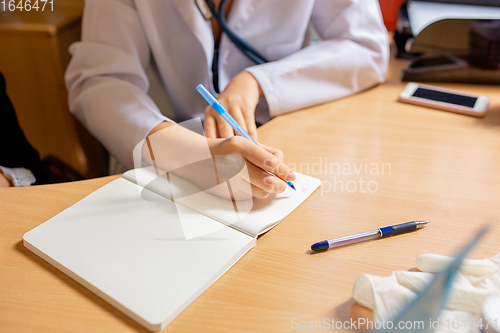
[
  {"x1": 223, "y1": 102, "x2": 257, "y2": 140},
  {"x1": 252, "y1": 143, "x2": 296, "y2": 182},
  {"x1": 211, "y1": 136, "x2": 294, "y2": 183},
  {"x1": 203, "y1": 106, "x2": 232, "y2": 139},
  {"x1": 240, "y1": 141, "x2": 294, "y2": 183},
  {"x1": 245, "y1": 162, "x2": 287, "y2": 195},
  {"x1": 222, "y1": 97, "x2": 257, "y2": 141},
  {"x1": 258, "y1": 144, "x2": 284, "y2": 163},
  {"x1": 204, "y1": 108, "x2": 217, "y2": 138},
  {"x1": 206, "y1": 106, "x2": 234, "y2": 138},
  {"x1": 241, "y1": 107, "x2": 258, "y2": 141},
  {"x1": 224, "y1": 106, "x2": 248, "y2": 138}
]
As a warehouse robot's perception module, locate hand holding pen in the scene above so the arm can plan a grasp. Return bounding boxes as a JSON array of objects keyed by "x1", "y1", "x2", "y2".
[
  {"x1": 203, "y1": 72, "x2": 262, "y2": 141},
  {"x1": 197, "y1": 84, "x2": 296, "y2": 194}
]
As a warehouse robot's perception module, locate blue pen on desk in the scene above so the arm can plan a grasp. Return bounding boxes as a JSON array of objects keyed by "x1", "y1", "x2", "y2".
[
  {"x1": 311, "y1": 221, "x2": 429, "y2": 251},
  {"x1": 196, "y1": 84, "x2": 296, "y2": 191}
]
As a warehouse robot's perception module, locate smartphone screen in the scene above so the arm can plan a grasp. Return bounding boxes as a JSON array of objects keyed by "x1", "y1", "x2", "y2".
[{"x1": 412, "y1": 88, "x2": 478, "y2": 108}]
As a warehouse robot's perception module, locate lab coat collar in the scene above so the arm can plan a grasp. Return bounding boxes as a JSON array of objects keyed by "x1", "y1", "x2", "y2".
[{"x1": 169, "y1": 0, "x2": 264, "y2": 67}]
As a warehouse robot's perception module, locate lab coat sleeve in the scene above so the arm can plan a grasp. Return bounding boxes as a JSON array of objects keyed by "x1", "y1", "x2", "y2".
[
  {"x1": 245, "y1": 0, "x2": 389, "y2": 117},
  {"x1": 65, "y1": 0, "x2": 171, "y2": 169}
]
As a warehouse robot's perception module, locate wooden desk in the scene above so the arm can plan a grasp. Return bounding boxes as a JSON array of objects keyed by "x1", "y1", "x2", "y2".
[{"x1": 1, "y1": 59, "x2": 500, "y2": 333}]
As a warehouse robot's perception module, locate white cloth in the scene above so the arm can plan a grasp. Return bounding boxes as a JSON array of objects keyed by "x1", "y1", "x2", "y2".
[
  {"x1": 65, "y1": 0, "x2": 389, "y2": 168},
  {"x1": 0, "y1": 166, "x2": 36, "y2": 187},
  {"x1": 353, "y1": 253, "x2": 500, "y2": 324}
]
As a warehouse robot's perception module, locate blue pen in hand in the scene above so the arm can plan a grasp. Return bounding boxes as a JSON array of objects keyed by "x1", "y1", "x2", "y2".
[{"x1": 196, "y1": 84, "x2": 296, "y2": 191}]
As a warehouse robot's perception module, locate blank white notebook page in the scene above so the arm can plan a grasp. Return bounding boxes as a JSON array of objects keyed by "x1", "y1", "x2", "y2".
[{"x1": 23, "y1": 178, "x2": 255, "y2": 330}]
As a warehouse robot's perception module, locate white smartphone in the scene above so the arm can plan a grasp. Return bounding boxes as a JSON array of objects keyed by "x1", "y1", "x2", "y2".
[{"x1": 398, "y1": 83, "x2": 490, "y2": 117}]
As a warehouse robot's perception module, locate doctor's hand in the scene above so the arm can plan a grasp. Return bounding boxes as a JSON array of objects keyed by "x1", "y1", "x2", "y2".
[
  {"x1": 206, "y1": 136, "x2": 295, "y2": 199},
  {"x1": 204, "y1": 71, "x2": 263, "y2": 141},
  {"x1": 144, "y1": 122, "x2": 295, "y2": 199}
]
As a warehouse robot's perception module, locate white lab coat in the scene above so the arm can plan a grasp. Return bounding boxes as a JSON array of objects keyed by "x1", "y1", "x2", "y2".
[{"x1": 65, "y1": 0, "x2": 389, "y2": 168}]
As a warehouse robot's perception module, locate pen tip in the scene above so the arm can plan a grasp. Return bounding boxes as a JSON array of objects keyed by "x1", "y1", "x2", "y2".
[
  {"x1": 288, "y1": 182, "x2": 296, "y2": 191},
  {"x1": 417, "y1": 221, "x2": 430, "y2": 228}
]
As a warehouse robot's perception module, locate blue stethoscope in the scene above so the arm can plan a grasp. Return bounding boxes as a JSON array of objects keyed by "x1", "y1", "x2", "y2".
[{"x1": 204, "y1": 0, "x2": 268, "y2": 64}]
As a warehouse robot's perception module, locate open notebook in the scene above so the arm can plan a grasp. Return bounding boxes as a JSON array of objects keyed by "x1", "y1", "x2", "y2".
[{"x1": 24, "y1": 167, "x2": 321, "y2": 331}]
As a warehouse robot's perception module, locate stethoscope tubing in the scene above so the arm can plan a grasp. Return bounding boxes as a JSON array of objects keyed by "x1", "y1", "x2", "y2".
[{"x1": 206, "y1": 0, "x2": 268, "y2": 64}]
